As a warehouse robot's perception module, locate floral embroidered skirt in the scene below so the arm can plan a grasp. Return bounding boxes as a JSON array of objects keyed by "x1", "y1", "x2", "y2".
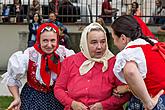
[
  {"x1": 20, "y1": 83, "x2": 64, "y2": 110},
  {"x1": 128, "y1": 95, "x2": 165, "y2": 110}
]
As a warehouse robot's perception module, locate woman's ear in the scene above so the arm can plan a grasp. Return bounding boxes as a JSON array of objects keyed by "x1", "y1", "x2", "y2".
[
  {"x1": 120, "y1": 34, "x2": 127, "y2": 43},
  {"x1": 121, "y1": 34, "x2": 131, "y2": 44}
]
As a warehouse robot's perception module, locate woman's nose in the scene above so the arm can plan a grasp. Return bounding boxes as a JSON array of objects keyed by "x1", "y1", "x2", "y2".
[
  {"x1": 47, "y1": 41, "x2": 52, "y2": 47},
  {"x1": 97, "y1": 43, "x2": 102, "y2": 48}
]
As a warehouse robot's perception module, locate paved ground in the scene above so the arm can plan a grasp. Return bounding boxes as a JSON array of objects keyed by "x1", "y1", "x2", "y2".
[{"x1": 0, "y1": 77, "x2": 26, "y2": 96}]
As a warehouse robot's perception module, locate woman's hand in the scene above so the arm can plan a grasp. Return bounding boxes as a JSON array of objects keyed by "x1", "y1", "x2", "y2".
[
  {"x1": 71, "y1": 100, "x2": 88, "y2": 110},
  {"x1": 89, "y1": 102, "x2": 103, "y2": 110},
  {"x1": 144, "y1": 90, "x2": 164, "y2": 110},
  {"x1": 7, "y1": 97, "x2": 21, "y2": 110},
  {"x1": 113, "y1": 85, "x2": 129, "y2": 97}
]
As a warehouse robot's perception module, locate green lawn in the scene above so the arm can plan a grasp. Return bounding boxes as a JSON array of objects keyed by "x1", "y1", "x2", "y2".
[
  {"x1": 0, "y1": 96, "x2": 13, "y2": 110},
  {"x1": 0, "y1": 96, "x2": 128, "y2": 110}
]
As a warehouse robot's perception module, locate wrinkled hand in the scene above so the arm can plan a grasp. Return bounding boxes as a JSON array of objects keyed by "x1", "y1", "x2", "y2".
[
  {"x1": 71, "y1": 100, "x2": 88, "y2": 110},
  {"x1": 113, "y1": 85, "x2": 129, "y2": 97},
  {"x1": 89, "y1": 102, "x2": 103, "y2": 110},
  {"x1": 144, "y1": 90, "x2": 164, "y2": 110},
  {"x1": 7, "y1": 98, "x2": 21, "y2": 110}
]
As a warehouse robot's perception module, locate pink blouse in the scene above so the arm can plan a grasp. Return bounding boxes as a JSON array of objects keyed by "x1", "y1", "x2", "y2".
[{"x1": 54, "y1": 52, "x2": 130, "y2": 110}]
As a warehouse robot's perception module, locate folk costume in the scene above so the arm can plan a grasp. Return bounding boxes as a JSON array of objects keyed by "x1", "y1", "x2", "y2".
[
  {"x1": 1, "y1": 23, "x2": 74, "y2": 110},
  {"x1": 114, "y1": 38, "x2": 165, "y2": 110}
]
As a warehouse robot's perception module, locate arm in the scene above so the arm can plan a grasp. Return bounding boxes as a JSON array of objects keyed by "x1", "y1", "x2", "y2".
[
  {"x1": 100, "y1": 92, "x2": 130, "y2": 109},
  {"x1": 102, "y1": 2, "x2": 118, "y2": 15},
  {"x1": 123, "y1": 61, "x2": 163, "y2": 109},
  {"x1": 54, "y1": 58, "x2": 74, "y2": 108},
  {"x1": 34, "y1": 4, "x2": 40, "y2": 11},
  {"x1": 29, "y1": 23, "x2": 37, "y2": 35},
  {"x1": 54, "y1": 57, "x2": 88, "y2": 110},
  {"x1": 1, "y1": 50, "x2": 29, "y2": 109},
  {"x1": 7, "y1": 85, "x2": 21, "y2": 110},
  {"x1": 157, "y1": 25, "x2": 165, "y2": 33},
  {"x1": 100, "y1": 77, "x2": 131, "y2": 109},
  {"x1": 104, "y1": 8, "x2": 118, "y2": 15},
  {"x1": 8, "y1": 86, "x2": 20, "y2": 100}
]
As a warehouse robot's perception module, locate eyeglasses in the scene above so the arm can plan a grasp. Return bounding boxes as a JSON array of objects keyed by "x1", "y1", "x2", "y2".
[{"x1": 40, "y1": 26, "x2": 57, "y2": 34}]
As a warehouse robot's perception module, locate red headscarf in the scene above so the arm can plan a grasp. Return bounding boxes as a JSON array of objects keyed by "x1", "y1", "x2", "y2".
[{"x1": 34, "y1": 23, "x2": 61, "y2": 87}]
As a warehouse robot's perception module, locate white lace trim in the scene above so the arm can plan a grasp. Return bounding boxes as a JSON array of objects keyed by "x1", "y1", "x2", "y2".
[{"x1": 1, "y1": 46, "x2": 75, "y2": 87}]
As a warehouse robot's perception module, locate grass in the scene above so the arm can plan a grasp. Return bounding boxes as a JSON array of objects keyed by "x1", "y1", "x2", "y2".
[
  {"x1": 0, "y1": 96, "x2": 128, "y2": 110},
  {"x1": 0, "y1": 96, "x2": 13, "y2": 110},
  {"x1": 123, "y1": 102, "x2": 128, "y2": 110}
]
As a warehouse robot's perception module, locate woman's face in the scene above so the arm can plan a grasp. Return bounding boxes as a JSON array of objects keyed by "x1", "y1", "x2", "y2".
[
  {"x1": 49, "y1": 13, "x2": 56, "y2": 22},
  {"x1": 111, "y1": 29, "x2": 127, "y2": 51},
  {"x1": 155, "y1": 0, "x2": 161, "y2": 7},
  {"x1": 34, "y1": 14, "x2": 39, "y2": 22},
  {"x1": 132, "y1": 3, "x2": 137, "y2": 9},
  {"x1": 87, "y1": 30, "x2": 106, "y2": 58},
  {"x1": 40, "y1": 31, "x2": 58, "y2": 54}
]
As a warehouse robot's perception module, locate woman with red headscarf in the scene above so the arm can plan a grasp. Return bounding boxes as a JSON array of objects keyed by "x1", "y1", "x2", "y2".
[{"x1": 1, "y1": 23, "x2": 74, "y2": 110}]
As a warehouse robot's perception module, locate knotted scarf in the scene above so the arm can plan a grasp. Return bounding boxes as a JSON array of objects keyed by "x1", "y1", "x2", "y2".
[
  {"x1": 79, "y1": 22, "x2": 114, "y2": 75},
  {"x1": 34, "y1": 23, "x2": 60, "y2": 87}
]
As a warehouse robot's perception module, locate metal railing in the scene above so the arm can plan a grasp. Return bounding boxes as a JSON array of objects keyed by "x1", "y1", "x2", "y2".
[{"x1": 0, "y1": 0, "x2": 164, "y2": 25}]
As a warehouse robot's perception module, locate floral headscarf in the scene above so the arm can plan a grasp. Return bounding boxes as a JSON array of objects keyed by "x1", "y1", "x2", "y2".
[
  {"x1": 34, "y1": 23, "x2": 60, "y2": 87},
  {"x1": 79, "y1": 22, "x2": 114, "y2": 75}
]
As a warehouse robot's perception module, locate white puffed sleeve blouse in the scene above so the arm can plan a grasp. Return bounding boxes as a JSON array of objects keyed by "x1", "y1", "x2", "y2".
[
  {"x1": 1, "y1": 45, "x2": 75, "y2": 87},
  {"x1": 113, "y1": 38, "x2": 157, "y2": 84}
]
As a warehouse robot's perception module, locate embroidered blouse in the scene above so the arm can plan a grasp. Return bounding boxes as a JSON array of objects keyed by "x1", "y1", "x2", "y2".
[{"x1": 1, "y1": 45, "x2": 75, "y2": 87}]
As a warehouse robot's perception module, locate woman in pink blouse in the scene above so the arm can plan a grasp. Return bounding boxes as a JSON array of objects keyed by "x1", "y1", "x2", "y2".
[{"x1": 54, "y1": 22, "x2": 130, "y2": 110}]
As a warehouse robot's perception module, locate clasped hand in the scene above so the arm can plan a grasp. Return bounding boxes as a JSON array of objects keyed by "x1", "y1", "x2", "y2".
[
  {"x1": 113, "y1": 85, "x2": 129, "y2": 97},
  {"x1": 71, "y1": 101, "x2": 103, "y2": 110}
]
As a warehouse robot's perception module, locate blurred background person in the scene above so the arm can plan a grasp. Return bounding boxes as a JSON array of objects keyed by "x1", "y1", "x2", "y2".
[
  {"x1": 28, "y1": 13, "x2": 42, "y2": 47},
  {"x1": 58, "y1": 0, "x2": 78, "y2": 23},
  {"x1": 13, "y1": 0, "x2": 23, "y2": 23},
  {"x1": 157, "y1": 23, "x2": 165, "y2": 33},
  {"x1": 2, "y1": 4, "x2": 10, "y2": 23},
  {"x1": 96, "y1": 17, "x2": 111, "y2": 49},
  {"x1": 148, "y1": 0, "x2": 165, "y2": 24},
  {"x1": 29, "y1": 0, "x2": 40, "y2": 20},
  {"x1": 128, "y1": 2, "x2": 142, "y2": 16},
  {"x1": 101, "y1": 0, "x2": 118, "y2": 24},
  {"x1": 128, "y1": 2, "x2": 156, "y2": 39},
  {"x1": 49, "y1": 0, "x2": 59, "y2": 15},
  {"x1": 48, "y1": 12, "x2": 72, "y2": 49}
]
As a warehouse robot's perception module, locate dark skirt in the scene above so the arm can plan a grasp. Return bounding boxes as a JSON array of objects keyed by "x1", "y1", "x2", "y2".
[
  {"x1": 20, "y1": 83, "x2": 64, "y2": 110},
  {"x1": 128, "y1": 95, "x2": 165, "y2": 110}
]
